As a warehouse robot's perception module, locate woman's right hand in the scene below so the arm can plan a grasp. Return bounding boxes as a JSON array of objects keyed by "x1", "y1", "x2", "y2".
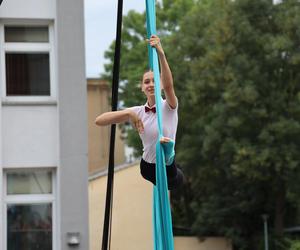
[
  {"x1": 148, "y1": 35, "x2": 164, "y2": 56},
  {"x1": 128, "y1": 110, "x2": 144, "y2": 134}
]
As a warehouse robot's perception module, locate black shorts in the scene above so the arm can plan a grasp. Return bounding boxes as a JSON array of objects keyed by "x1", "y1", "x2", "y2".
[{"x1": 140, "y1": 158, "x2": 184, "y2": 190}]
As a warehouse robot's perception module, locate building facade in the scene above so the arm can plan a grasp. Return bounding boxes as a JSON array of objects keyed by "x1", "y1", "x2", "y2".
[
  {"x1": 0, "y1": 1, "x2": 89, "y2": 249},
  {"x1": 87, "y1": 78, "x2": 126, "y2": 175}
]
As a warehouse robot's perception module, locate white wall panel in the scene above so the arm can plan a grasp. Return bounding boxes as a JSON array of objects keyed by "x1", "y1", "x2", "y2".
[
  {"x1": 0, "y1": 0, "x2": 55, "y2": 19},
  {"x1": 2, "y1": 105, "x2": 58, "y2": 167}
]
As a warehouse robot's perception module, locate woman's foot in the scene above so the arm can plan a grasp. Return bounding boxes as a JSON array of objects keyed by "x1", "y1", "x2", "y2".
[
  {"x1": 160, "y1": 136, "x2": 171, "y2": 143},
  {"x1": 160, "y1": 137, "x2": 175, "y2": 165}
]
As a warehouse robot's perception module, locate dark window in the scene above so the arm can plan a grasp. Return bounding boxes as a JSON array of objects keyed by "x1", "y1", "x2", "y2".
[
  {"x1": 6, "y1": 53, "x2": 50, "y2": 96},
  {"x1": 7, "y1": 204, "x2": 52, "y2": 250},
  {"x1": 5, "y1": 27, "x2": 49, "y2": 43}
]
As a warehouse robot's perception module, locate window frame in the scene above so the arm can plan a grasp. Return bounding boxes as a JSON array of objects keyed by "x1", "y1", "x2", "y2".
[
  {"x1": 0, "y1": 22, "x2": 56, "y2": 104},
  {"x1": 2, "y1": 168, "x2": 57, "y2": 250}
]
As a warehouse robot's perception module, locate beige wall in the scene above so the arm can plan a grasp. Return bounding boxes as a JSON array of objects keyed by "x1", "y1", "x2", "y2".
[
  {"x1": 174, "y1": 237, "x2": 232, "y2": 250},
  {"x1": 89, "y1": 164, "x2": 232, "y2": 250},
  {"x1": 89, "y1": 164, "x2": 153, "y2": 250},
  {"x1": 87, "y1": 78, "x2": 126, "y2": 174}
]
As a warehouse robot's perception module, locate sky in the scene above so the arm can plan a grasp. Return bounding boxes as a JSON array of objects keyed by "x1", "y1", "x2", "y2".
[{"x1": 84, "y1": 0, "x2": 146, "y2": 78}]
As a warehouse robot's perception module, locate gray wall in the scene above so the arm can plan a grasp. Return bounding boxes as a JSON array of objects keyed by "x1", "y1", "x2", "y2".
[{"x1": 56, "y1": 0, "x2": 89, "y2": 249}]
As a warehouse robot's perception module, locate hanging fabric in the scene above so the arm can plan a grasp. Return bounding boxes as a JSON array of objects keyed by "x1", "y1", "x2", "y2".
[{"x1": 145, "y1": 0, "x2": 175, "y2": 249}]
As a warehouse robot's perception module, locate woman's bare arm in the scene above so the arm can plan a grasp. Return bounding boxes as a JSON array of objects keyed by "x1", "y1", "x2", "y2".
[
  {"x1": 95, "y1": 109, "x2": 144, "y2": 133},
  {"x1": 149, "y1": 35, "x2": 177, "y2": 109}
]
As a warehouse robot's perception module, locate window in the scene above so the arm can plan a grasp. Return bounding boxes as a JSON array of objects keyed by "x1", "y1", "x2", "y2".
[
  {"x1": 5, "y1": 27, "x2": 49, "y2": 43},
  {"x1": 0, "y1": 24, "x2": 56, "y2": 103},
  {"x1": 7, "y1": 204, "x2": 52, "y2": 250},
  {"x1": 7, "y1": 170, "x2": 52, "y2": 194},
  {"x1": 3, "y1": 169, "x2": 55, "y2": 250},
  {"x1": 6, "y1": 53, "x2": 50, "y2": 96}
]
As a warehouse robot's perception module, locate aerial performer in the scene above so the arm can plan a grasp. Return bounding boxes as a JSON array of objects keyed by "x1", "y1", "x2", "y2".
[{"x1": 95, "y1": 35, "x2": 184, "y2": 190}]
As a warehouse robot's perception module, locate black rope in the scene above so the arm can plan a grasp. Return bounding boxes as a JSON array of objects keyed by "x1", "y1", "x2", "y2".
[{"x1": 101, "y1": 0, "x2": 123, "y2": 249}]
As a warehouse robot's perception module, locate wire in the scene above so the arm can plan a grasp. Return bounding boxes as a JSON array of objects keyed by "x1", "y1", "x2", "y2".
[{"x1": 101, "y1": 0, "x2": 123, "y2": 249}]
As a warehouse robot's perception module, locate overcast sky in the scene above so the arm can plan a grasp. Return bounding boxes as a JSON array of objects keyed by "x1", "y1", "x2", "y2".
[{"x1": 84, "y1": 0, "x2": 145, "y2": 78}]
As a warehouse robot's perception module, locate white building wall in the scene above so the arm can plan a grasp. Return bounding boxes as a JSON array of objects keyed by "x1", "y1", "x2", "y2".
[
  {"x1": 0, "y1": 0, "x2": 88, "y2": 249},
  {"x1": 2, "y1": 105, "x2": 58, "y2": 167},
  {"x1": 0, "y1": 0, "x2": 55, "y2": 19},
  {"x1": 56, "y1": 0, "x2": 89, "y2": 248},
  {"x1": 0, "y1": 82, "x2": 3, "y2": 250}
]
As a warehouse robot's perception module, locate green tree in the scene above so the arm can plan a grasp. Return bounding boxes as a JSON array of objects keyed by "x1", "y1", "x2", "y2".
[{"x1": 173, "y1": 0, "x2": 300, "y2": 249}]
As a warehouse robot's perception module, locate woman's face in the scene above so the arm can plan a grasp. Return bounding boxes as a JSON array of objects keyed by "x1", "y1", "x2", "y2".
[{"x1": 141, "y1": 71, "x2": 155, "y2": 97}]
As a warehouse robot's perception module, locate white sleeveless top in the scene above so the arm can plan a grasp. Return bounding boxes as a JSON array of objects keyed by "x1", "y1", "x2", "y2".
[{"x1": 128, "y1": 99, "x2": 178, "y2": 163}]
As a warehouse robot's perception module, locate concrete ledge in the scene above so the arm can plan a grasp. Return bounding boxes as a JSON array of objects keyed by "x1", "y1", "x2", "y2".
[{"x1": 88, "y1": 160, "x2": 140, "y2": 181}]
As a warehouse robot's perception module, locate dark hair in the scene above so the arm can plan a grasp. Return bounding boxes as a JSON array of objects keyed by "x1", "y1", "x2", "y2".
[{"x1": 143, "y1": 69, "x2": 152, "y2": 77}]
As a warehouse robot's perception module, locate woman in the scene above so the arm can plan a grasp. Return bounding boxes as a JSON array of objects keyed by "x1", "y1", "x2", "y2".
[{"x1": 95, "y1": 35, "x2": 183, "y2": 190}]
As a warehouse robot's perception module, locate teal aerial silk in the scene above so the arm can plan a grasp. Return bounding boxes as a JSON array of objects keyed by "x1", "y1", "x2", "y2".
[{"x1": 145, "y1": 0, "x2": 175, "y2": 249}]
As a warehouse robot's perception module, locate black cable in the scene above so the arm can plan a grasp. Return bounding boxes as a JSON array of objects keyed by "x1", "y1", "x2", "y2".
[
  {"x1": 101, "y1": 0, "x2": 123, "y2": 249},
  {"x1": 0, "y1": 0, "x2": 4, "y2": 6}
]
